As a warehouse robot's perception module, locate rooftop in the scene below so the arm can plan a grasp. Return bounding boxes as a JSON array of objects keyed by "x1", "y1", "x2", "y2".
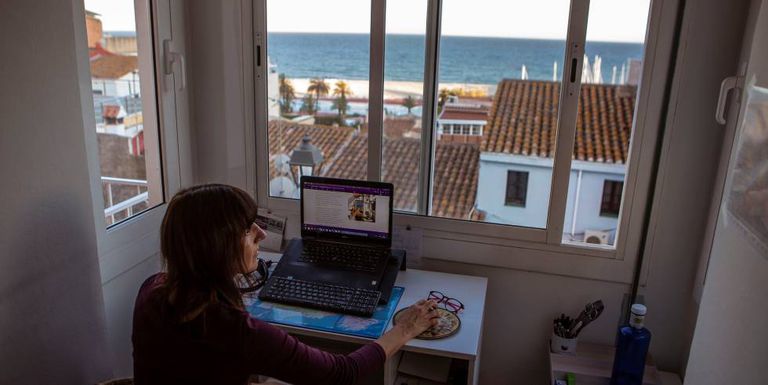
[
  {"x1": 265, "y1": 79, "x2": 636, "y2": 219},
  {"x1": 95, "y1": 77, "x2": 636, "y2": 222},
  {"x1": 483, "y1": 79, "x2": 635, "y2": 164},
  {"x1": 89, "y1": 48, "x2": 138, "y2": 79},
  {"x1": 438, "y1": 104, "x2": 490, "y2": 122},
  {"x1": 268, "y1": 121, "x2": 479, "y2": 218}
]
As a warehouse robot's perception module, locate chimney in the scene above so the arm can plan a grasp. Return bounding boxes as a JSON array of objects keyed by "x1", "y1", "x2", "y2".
[{"x1": 85, "y1": 10, "x2": 103, "y2": 49}]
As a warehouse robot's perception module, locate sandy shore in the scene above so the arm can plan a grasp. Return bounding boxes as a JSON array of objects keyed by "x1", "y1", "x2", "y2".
[{"x1": 287, "y1": 78, "x2": 496, "y2": 100}]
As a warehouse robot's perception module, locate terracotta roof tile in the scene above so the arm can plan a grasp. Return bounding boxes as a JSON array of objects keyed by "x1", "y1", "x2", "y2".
[
  {"x1": 268, "y1": 122, "x2": 479, "y2": 219},
  {"x1": 90, "y1": 53, "x2": 137, "y2": 79},
  {"x1": 482, "y1": 79, "x2": 635, "y2": 163},
  {"x1": 439, "y1": 106, "x2": 489, "y2": 121},
  {"x1": 89, "y1": 44, "x2": 114, "y2": 59},
  {"x1": 324, "y1": 139, "x2": 479, "y2": 218},
  {"x1": 265, "y1": 79, "x2": 632, "y2": 220},
  {"x1": 383, "y1": 117, "x2": 418, "y2": 139},
  {"x1": 267, "y1": 121, "x2": 358, "y2": 180}
]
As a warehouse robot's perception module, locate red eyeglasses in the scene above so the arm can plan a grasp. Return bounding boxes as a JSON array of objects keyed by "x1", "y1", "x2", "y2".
[{"x1": 428, "y1": 291, "x2": 465, "y2": 313}]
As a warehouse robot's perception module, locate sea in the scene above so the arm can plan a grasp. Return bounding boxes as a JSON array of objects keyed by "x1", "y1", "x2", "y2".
[{"x1": 268, "y1": 33, "x2": 645, "y2": 85}]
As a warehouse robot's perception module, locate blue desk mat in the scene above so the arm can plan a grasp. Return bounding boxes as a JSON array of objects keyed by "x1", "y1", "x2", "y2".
[{"x1": 244, "y1": 286, "x2": 405, "y2": 339}]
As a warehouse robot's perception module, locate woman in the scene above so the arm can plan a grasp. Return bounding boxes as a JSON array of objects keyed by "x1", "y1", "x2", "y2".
[{"x1": 132, "y1": 184, "x2": 439, "y2": 385}]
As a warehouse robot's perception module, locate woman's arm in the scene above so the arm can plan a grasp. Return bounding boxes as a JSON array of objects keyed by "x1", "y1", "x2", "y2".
[
  {"x1": 242, "y1": 316, "x2": 383, "y2": 385},
  {"x1": 240, "y1": 300, "x2": 438, "y2": 385}
]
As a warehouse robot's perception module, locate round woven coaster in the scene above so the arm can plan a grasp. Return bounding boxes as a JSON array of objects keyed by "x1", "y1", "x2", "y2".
[{"x1": 393, "y1": 307, "x2": 461, "y2": 340}]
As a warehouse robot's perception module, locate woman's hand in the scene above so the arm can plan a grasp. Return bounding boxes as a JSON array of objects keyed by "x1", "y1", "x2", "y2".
[
  {"x1": 374, "y1": 299, "x2": 440, "y2": 358},
  {"x1": 394, "y1": 299, "x2": 441, "y2": 338}
]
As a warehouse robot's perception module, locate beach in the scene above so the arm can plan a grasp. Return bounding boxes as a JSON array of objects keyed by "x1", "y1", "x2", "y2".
[{"x1": 287, "y1": 78, "x2": 497, "y2": 100}]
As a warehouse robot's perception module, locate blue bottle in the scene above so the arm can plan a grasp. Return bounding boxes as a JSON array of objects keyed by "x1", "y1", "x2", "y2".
[{"x1": 610, "y1": 304, "x2": 652, "y2": 385}]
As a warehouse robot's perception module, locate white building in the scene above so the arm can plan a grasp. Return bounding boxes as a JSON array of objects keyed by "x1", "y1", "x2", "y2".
[
  {"x1": 475, "y1": 79, "x2": 637, "y2": 245},
  {"x1": 436, "y1": 96, "x2": 491, "y2": 144}
]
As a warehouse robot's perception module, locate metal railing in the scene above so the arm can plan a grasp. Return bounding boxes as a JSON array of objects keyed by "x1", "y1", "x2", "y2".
[{"x1": 102, "y1": 176, "x2": 149, "y2": 224}]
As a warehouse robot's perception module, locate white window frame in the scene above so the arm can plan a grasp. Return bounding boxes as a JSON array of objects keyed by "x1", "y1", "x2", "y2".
[
  {"x1": 78, "y1": 0, "x2": 192, "y2": 283},
  {"x1": 251, "y1": 0, "x2": 678, "y2": 283}
]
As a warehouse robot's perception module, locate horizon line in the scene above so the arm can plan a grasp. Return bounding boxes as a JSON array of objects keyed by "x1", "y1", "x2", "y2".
[{"x1": 267, "y1": 31, "x2": 646, "y2": 44}]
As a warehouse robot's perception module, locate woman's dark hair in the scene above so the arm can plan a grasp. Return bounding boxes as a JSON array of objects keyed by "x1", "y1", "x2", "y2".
[{"x1": 159, "y1": 184, "x2": 258, "y2": 321}]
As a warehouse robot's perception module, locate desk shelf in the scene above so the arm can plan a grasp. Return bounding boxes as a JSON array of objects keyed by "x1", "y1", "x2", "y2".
[
  {"x1": 390, "y1": 351, "x2": 469, "y2": 385},
  {"x1": 548, "y1": 342, "x2": 661, "y2": 385}
]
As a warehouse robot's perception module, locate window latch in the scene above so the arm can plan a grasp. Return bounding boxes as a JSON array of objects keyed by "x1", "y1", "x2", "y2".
[
  {"x1": 715, "y1": 75, "x2": 744, "y2": 125},
  {"x1": 567, "y1": 42, "x2": 584, "y2": 96},
  {"x1": 163, "y1": 39, "x2": 186, "y2": 91}
]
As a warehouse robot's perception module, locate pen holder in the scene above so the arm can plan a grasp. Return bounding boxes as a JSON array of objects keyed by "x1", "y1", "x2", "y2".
[{"x1": 550, "y1": 333, "x2": 578, "y2": 354}]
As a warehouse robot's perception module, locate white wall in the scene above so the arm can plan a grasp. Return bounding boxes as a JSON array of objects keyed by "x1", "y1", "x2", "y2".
[
  {"x1": 683, "y1": 217, "x2": 768, "y2": 383},
  {"x1": 478, "y1": 154, "x2": 625, "y2": 237},
  {"x1": 638, "y1": 0, "x2": 750, "y2": 372},
  {"x1": 563, "y1": 167, "x2": 625, "y2": 238},
  {"x1": 683, "y1": 0, "x2": 768, "y2": 382},
  {"x1": 477, "y1": 154, "x2": 553, "y2": 228},
  {"x1": 92, "y1": 74, "x2": 140, "y2": 98},
  {"x1": 102, "y1": 254, "x2": 162, "y2": 377},
  {"x1": 420, "y1": 257, "x2": 630, "y2": 381},
  {"x1": 0, "y1": 0, "x2": 112, "y2": 383},
  {"x1": 187, "y1": 0, "x2": 252, "y2": 189}
]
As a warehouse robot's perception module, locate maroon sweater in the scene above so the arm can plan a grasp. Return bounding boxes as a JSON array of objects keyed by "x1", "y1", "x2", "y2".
[{"x1": 132, "y1": 274, "x2": 386, "y2": 385}]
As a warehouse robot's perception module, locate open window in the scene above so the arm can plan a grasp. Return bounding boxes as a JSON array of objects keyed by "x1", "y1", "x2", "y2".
[
  {"x1": 253, "y1": 0, "x2": 671, "y2": 266},
  {"x1": 81, "y1": 0, "x2": 190, "y2": 280}
]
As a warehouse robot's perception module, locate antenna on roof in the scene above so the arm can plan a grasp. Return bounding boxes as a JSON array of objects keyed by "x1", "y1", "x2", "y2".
[
  {"x1": 521, "y1": 65, "x2": 528, "y2": 80},
  {"x1": 553, "y1": 61, "x2": 558, "y2": 82}
]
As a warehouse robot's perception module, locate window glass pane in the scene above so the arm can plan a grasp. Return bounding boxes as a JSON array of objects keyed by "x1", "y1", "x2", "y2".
[
  {"x1": 562, "y1": 0, "x2": 651, "y2": 247},
  {"x1": 381, "y1": 0, "x2": 428, "y2": 213},
  {"x1": 432, "y1": 0, "x2": 569, "y2": 225},
  {"x1": 599, "y1": 180, "x2": 623, "y2": 217},
  {"x1": 84, "y1": 0, "x2": 163, "y2": 226},
  {"x1": 266, "y1": 0, "x2": 371, "y2": 199},
  {"x1": 505, "y1": 171, "x2": 529, "y2": 207}
]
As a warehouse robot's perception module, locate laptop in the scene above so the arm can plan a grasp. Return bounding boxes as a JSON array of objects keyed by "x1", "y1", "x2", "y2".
[{"x1": 268, "y1": 176, "x2": 395, "y2": 291}]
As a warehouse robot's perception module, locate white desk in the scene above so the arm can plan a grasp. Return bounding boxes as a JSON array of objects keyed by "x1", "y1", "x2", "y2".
[{"x1": 258, "y1": 252, "x2": 488, "y2": 385}]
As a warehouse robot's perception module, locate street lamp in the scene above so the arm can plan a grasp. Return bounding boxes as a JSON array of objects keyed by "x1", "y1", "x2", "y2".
[{"x1": 289, "y1": 134, "x2": 324, "y2": 183}]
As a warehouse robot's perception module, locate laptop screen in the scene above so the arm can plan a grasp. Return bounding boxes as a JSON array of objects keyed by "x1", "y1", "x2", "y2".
[{"x1": 301, "y1": 177, "x2": 393, "y2": 244}]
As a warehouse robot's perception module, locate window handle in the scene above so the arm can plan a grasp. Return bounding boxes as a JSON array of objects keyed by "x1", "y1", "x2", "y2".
[
  {"x1": 163, "y1": 39, "x2": 186, "y2": 91},
  {"x1": 715, "y1": 75, "x2": 743, "y2": 125}
]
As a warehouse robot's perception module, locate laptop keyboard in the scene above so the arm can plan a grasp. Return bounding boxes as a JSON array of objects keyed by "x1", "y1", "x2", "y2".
[
  {"x1": 259, "y1": 277, "x2": 382, "y2": 317},
  {"x1": 300, "y1": 242, "x2": 389, "y2": 273}
]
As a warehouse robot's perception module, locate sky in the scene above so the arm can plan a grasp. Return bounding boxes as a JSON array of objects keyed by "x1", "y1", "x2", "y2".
[
  {"x1": 84, "y1": 0, "x2": 136, "y2": 31},
  {"x1": 267, "y1": 0, "x2": 651, "y2": 43},
  {"x1": 84, "y1": 0, "x2": 651, "y2": 43}
]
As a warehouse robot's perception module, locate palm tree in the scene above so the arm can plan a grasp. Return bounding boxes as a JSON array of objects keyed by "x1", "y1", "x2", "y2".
[
  {"x1": 438, "y1": 88, "x2": 458, "y2": 112},
  {"x1": 278, "y1": 74, "x2": 295, "y2": 114},
  {"x1": 333, "y1": 80, "x2": 353, "y2": 121},
  {"x1": 331, "y1": 97, "x2": 349, "y2": 124},
  {"x1": 333, "y1": 80, "x2": 352, "y2": 99},
  {"x1": 300, "y1": 94, "x2": 315, "y2": 115},
  {"x1": 307, "y1": 78, "x2": 330, "y2": 114},
  {"x1": 402, "y1": 95, "x2": 418, "y2": 115}
]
